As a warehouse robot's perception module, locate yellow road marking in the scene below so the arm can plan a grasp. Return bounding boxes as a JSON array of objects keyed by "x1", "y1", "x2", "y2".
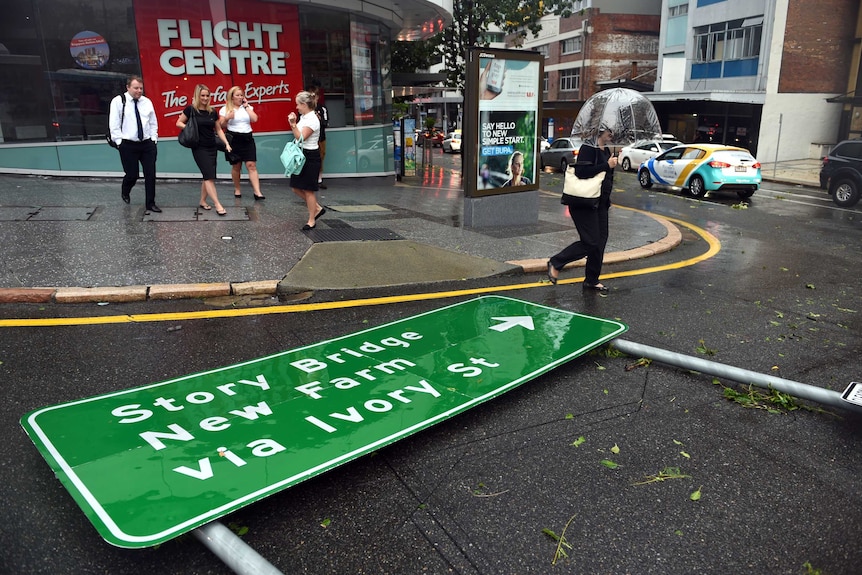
[{"x1": 0, "y1": 210, "x2": 719, "y2": 328}]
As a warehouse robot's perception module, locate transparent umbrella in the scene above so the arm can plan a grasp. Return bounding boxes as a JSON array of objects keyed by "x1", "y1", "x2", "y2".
[{"x1": 571, "y1": 88, "x2": 661, "y2": 145}]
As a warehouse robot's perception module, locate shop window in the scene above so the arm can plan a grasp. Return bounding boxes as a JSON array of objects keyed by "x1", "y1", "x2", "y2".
[
  {"x1": 299, "y1": 8, "x2": 351, "y2": 127},
  {"x1": 0, "y1": 0, "x2": 138, "y2": 143},
  {"x1": 298, "y1": 10, "x2": 390, "y2": 127}
]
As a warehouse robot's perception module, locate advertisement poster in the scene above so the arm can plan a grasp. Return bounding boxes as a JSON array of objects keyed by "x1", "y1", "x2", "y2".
[
  {"x1": 403, "y1": 117, "x2": 416, "y2": 176},
  {"x1": 134, "y1": 0, "x2": 303, "y2": 137},
  {"x1": 476, "y1": 56, "x2": 540, "y2": 190}
]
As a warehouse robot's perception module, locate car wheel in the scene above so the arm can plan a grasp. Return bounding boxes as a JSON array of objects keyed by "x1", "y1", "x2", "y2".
[
  {"x1": 621, "y1": 157, "x2": 631, "y2": 172},
  {"x1": 359, "y1": 157, "x2": 370, "y2": 170},
  {"x1": 688, "y1": 175, "x2": 706, "y2": 198},
  {"x1": 637, "y1": 168, "x2": 652, "y2": 189},
  {"x1": 832, "y1": 178, "x2": 861, "y2": 207},
  {"x1": 560, "y1": 158, "x2": 568, "y2": 173},
  {"x1": 737, "y1": 188, "x2": 755, "y2": 199}
]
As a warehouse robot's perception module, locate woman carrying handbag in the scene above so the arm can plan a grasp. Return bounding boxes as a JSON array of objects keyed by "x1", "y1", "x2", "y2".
[
  {"x1": 176, "y1": 84, "x2": 231, "y2": 215},
  {"x1": 287, "y1": 90, "x2": 325, "y2": 230},
  {"x1": 547, "y1": 126, "x2": 618, "y2": 293}
]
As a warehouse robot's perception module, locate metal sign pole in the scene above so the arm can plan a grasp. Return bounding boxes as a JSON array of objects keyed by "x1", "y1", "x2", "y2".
[
  {"x1": 612, "y1": 338, "x2": 862, "y2": 414},
  {"x1": 193, "y1": 521, "x2": 284, "y2": 575},
  {"x1": 773, "y1": 113, "x2": 782, "y2": 179}
]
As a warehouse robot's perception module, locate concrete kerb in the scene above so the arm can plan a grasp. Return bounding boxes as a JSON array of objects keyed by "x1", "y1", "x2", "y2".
[
  {"x1": 507, "y1": 209, "x2": 682, "y2": 273},
  {"x1": 0, "y1": 213, "x2": 682, "y2": 305},
  {"x1": 0, "y1": 281, "x2": 281, "y2": 305}
]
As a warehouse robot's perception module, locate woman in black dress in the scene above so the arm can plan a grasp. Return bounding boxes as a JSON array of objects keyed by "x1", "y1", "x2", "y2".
[{"x1": 176, "y1": 84, "x2": 232, "y2": 215}]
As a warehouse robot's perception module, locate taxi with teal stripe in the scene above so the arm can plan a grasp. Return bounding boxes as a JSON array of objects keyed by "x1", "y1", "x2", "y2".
[{"x1": 637, "y1": 143, "x2": 761, "y2": 199}]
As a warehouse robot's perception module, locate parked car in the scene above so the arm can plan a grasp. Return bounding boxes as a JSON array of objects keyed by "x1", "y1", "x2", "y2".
[
  {"x1": 637, "y1": 144, "x2": 761, "y2": 199},
  {"x1": 418, "y1": 128, "x2": 444, "y2": 147},
  {"x1": 347, "y1": 136, "x2": 393, "y2": 171},
  {"x1": 618, "y1": 139, "x2": 682, "y2": 171},
  {"x1": 540, "y1": 137, "x2": 583, "y2": 172},
  {"x1": 819, "y1": 138, "x2": 862, "y2": 207},
  {"x1": 442, "y1": 130, "x2": 462, "y2": 153}
]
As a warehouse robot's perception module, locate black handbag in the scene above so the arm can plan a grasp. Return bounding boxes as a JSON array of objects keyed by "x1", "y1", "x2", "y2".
[
  {"x1": 216, "y1": 130, "x2": 232, "y2": 153},
  {"x1": 178, "y1": 110, "x2": 199, "y2": 148}
]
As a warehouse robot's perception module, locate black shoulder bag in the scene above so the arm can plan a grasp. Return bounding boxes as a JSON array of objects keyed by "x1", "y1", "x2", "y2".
[{"x1": 178, "y1": 108, "x2": 200, "y2": 148}]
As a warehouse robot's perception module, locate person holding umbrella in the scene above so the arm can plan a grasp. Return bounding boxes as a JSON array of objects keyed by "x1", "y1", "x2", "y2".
[{"x1": 546, "y1": 125, "x2": 618, "y2": 293}]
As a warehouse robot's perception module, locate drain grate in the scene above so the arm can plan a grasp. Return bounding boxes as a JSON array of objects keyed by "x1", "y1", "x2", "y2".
[
  {"x1": 302, "y1": 228, "x2": 403, "y2": 242},
  {"x1": 142, "y1": 207, "x2": 249, "y2": 221}
]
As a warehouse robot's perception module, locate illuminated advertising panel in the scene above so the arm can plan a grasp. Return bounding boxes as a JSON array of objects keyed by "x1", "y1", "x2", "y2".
[{"x1": 464, "y1": 48, "x2": 543, "y2": 197}]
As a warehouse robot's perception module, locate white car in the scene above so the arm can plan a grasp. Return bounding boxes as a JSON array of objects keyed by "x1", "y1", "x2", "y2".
[
  {"x1": 442, "y1": 130, "x2": 462, "y2": 153},
  {"x1": 618, "y1": 139, "x2": 682, "y2": 172}
]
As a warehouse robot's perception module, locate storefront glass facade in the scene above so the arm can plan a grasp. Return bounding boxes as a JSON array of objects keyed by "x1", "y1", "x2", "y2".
[{"x1": 0, "y1": 0, "x2": 394, "y2": 177}]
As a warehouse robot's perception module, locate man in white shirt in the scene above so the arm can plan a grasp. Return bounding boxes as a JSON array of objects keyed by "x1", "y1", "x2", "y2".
[{"x1": 109, "y1": 75, "x2": 160, "y2": 212}]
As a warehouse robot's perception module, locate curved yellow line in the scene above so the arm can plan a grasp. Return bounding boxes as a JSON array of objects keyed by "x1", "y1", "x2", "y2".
[{"x1": 0, "y1": 211, "x2": 720, "y2": 328}]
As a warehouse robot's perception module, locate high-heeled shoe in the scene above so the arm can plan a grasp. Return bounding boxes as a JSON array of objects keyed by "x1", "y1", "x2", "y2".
[
  {"x1": 254, "y1": 194, "x2": 265, "y2": 200},
  {"x1": 546, "y1": 261, "x2": 558, "y2": 285}
]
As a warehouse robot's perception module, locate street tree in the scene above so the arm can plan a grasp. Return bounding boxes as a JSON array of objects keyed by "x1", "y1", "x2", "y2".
[{"x1": 439, "y1": 0, "x2": 574, "y2": 92}]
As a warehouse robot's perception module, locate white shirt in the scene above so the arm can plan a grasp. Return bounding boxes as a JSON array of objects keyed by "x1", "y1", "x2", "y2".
[
  {"x1": 109, "y1": 91, "x2": 158, "y2": 145},
  {"x1": 219, "y1": 105, "x2": 253, "y2": 134},
  {"x1": 297, "y1": 111, "x2": 320, "y2": 149}
]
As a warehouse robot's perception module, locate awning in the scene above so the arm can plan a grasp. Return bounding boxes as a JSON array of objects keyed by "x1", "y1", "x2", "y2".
[{"x1": 827, "y1": 91, "x2": 862, "y2": 105}]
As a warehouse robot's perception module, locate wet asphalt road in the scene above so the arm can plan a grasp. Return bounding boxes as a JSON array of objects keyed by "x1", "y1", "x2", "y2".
[{"x1": 1, "y1": 166, "x2": 861, "y2": 575}]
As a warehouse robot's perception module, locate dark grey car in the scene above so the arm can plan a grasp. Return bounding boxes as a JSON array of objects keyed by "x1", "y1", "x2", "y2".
[
  {"x1": 820, "y1": 139, "x2": 862, "y2": 207},
  {"x1": 540, "y1": 137, "x2": 583, "y2": 172}
]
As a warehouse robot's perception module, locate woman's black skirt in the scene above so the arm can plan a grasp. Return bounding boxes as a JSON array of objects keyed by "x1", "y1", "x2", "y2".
[
  {"x1": 226, "y1": 131, "x2": 256, "y2": 164},
  {"x1": 290, "y1": 148, "x2": 322, "y2": 191},
  {"x1": 192, "y1": 144, "x2": 217, "y2": 180}
]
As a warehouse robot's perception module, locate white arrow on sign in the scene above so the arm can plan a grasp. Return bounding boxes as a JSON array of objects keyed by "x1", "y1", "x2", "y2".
[{"x1": 489, "y1": 316, "x2": 535, "y2": 332}]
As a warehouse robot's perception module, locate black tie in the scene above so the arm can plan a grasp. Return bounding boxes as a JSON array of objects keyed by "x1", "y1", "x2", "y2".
[{"x1": 134, "y1": 98, "x2": 144, "y2": 141}]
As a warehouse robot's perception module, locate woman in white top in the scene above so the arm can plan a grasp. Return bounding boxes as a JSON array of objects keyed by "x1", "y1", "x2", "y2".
[
  {"x1": 219, "y1": 86, "x2": 264, "y2": 200},
  {"x1": 287, "y1": 90, "x2": 324, "y2": 230}
]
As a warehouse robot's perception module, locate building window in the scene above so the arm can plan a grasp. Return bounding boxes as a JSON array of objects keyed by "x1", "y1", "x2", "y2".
[
  {"x1": 560, "y1": 37, "x2": 582, "y2": 55},
  {"x1": 725, "y1": 19, "x2": 763, "y2": 60},
  {"x1": 692, "y1": 17, "x2": 762, "y2": 79},
  {"x1": 669, "y1": 4, "x2": 688, "y2": 17},
  {"x1": 534, "y1": 44, "x2": 549, "y2": 59},
  {"x1": 694, "y1": 24, "x2": 727, "y2": 63},
  {"x1": 694, "y1": 19, "x2": 762, "y2": 63},
  {"x1": 480, "y1": 31, "x2": 505, "y2": 44},
  {"x1": 543, "y1": 71, "x2": 549, "y2": 93},
  {"x1": 560, "y1": 68, "x2": 580, "y2": 92}
]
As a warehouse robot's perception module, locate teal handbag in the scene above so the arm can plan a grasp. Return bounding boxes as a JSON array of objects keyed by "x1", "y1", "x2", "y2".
[{"x1": 280, "y1": 136, "x2": 306, "y2": 176}]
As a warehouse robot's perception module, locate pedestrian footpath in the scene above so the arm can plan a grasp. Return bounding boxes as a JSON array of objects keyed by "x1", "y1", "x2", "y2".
[{"x1": 0, "y1": 158, "x2": 822, "y2": 304}]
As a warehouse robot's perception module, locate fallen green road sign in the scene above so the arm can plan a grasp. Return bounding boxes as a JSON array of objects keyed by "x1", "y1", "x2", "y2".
[{"x1": 21, "y1": 296, "x2": 627, "y2": 548}]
